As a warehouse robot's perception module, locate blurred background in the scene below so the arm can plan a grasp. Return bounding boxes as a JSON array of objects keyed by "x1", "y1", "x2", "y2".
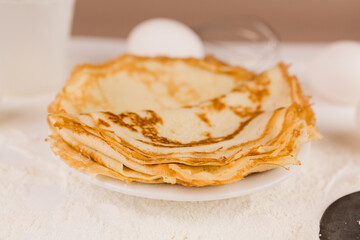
[{"x1": 72, "y1": 0, "x2": 360, "y2": 42}]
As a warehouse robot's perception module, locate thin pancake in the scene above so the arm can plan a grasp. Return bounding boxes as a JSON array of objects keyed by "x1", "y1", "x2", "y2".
[{"x1": 47, "y1": 55, "x2": 320, "y2": 187}]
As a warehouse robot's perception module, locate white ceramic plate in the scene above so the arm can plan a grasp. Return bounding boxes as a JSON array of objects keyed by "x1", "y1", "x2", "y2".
[{"x1": 72, "y1": 143, "x2": 311, "y2": 202}]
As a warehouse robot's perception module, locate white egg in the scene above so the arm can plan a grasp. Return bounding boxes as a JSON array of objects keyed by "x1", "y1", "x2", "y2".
[
  {"x1": 307, "y1": 41, "x2": 360, "y2": 104},
  {"x1": 126, "y1": 18, "x2": 205, "y2": 58}
]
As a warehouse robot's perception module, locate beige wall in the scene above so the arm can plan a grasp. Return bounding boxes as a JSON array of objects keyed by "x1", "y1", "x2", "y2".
[{"x1": 72, "y1": 0, "x2": 360, "y2": 42}]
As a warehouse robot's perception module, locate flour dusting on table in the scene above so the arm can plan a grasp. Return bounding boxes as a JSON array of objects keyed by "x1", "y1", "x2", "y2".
[{"x1": 0, "y1": 95, "x2": 359, "y2": 240}]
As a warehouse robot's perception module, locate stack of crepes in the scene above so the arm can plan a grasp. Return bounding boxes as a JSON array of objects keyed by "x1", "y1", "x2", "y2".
[{"x1": 47, "y1": 55, "x2": 320, "y2": 187}]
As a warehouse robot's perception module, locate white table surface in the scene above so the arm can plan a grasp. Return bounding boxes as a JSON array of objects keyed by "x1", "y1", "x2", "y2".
[{"x1": 0, "y1": 37, "x2": 359, "y2": 240}]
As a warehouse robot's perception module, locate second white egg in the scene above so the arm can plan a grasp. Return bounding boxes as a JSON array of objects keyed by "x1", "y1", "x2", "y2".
[{"x1": 307, "y1": 41, "x2": 360, "y2": 104}]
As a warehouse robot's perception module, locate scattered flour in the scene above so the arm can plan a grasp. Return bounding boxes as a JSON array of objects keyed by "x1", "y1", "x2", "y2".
[{"x1": 0, "y1": 95, "x2": 360, "y2": 240}]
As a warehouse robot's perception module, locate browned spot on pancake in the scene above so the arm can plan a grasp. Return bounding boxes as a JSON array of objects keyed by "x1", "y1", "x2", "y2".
[
  {"x1": 230, "y1": 106, "x2": 263, "y2": 118},
  {"x1": 247, "y1": 149, "x2": 260, "y2": 155},
  {"x1": 163, "y1": 78, "x2": 200, "y2": 104},
  {"x1": 104, "y1": 110, "x2": 163, "y2": 133},
  {"x1": 105, "y1": 112, "x2": 137, "y2": 132},
  {"x1": 202, "y1": 132, "x2": 212, "y2": 138},
  {"x1": 103, "y1": 110, "x2": 190, "y2": 146},
  {"x1": 196, "y1": 113, "x2": 212, "y2": 127},
  {"x1": 211, "y1": 98, "x2": 225, "y2": 111},
  {"x1": 292, "y1": 128, "x2": 300, "y2": 137},
  {"x1": 165, "y1": 78, "x2": 177, "y2": 97},
  {"x1": 233, "y1": 75, "x2": 270, "y2": 104},
  {"x1": 98, "y1": 118, "x2": 110, "y2": 127}
]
